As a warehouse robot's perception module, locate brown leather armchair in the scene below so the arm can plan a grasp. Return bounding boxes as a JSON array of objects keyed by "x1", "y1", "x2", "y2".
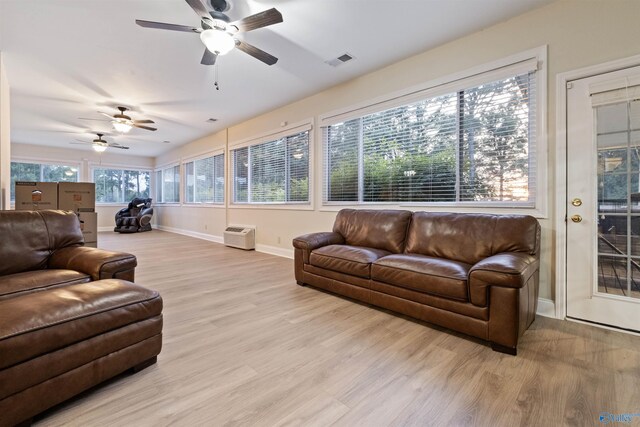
[
  {"x1": 294, "y1": 209, "x2": 540, "y2": 355},
  {"x1": 0, "y1": 210, "x2": 163, "y2": 426}
]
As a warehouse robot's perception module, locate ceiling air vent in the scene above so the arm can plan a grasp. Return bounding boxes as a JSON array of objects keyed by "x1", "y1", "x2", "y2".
[{"x1": 325, "y1": 53, "x2": 355, "y2": 67}]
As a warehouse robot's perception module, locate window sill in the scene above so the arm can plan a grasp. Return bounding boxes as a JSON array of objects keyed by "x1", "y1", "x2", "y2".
[
  {"x1": 230, "y1": 203, "x2": 313, "y2": 211},
  {"x1": 182, "y1": 203, "x2": 226, "y2": 209},
  {"x1": 320, "y1": 202, "x2": 546, "y2": 219}
]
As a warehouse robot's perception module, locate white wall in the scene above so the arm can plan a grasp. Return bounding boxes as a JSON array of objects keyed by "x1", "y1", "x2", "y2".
[
  {"x1": 12, "y1": 143, "x2": 154, "y2": 228},
  {"x1": 155, "y1": 129, "x2": 227, "y2": 239},
  {"x1": 0, "y1": 53, "x2": 10, "y2": 209},
  {"x1": 152, "y1": 0, "x2": 640, "y2": 302}
]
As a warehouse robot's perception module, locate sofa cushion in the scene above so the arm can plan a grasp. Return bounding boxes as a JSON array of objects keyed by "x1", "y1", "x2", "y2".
[
  {"x1": 0, "y1": 279, "x2": 163, "y2": 370},
  {"x1": 371, "y1": 254, "x2": 471, "y2": 301},
  {"x1": 333, "y1": 209, "x2": 412, "y2": 253},
  {"x1": 404, "y1": 212, "x2": 496, "y2": 265},
  {"x1": 310, "y1": 245, "x2": 391, "y2": 278},
  {"x1": 405, "y1": 212, "x2": 540, "y2": 265},
  {"x1": 0, "y1": 270, "x2": 91, "y2": 300},
  {"x1": 0, "y1": 211, "x2": 84, "y2": 277}
]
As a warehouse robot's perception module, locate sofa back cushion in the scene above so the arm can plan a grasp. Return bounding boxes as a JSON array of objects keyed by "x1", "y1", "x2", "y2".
[
  {"x1": 333, "y1": 209, "x2": 412, "y2": 253},
  {"x1": 0, "y1": 210, "x2": 84, "y2": 277},
  {"x1": 405, "y1": 212, "x2": 539, "y2": 265}
]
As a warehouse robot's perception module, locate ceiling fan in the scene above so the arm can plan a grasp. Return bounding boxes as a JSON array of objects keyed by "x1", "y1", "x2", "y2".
[
  {"x1": 136, "y1": 0, "x2": 282, "y2": 66},
  {"x1": 94, "y1": 106, "x2": 157, "y2": 133},
  {"x1": 71, "y1": 133, "x2": 129, "y2": 152}
]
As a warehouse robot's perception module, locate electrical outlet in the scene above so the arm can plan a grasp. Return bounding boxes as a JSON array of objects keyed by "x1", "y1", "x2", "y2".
[
  {"x1": 277, "y1": 236, "x2": 281, "y2": 244},
  {"x1": 204, "y1": 224, "x2": 208, "y2": 230}
]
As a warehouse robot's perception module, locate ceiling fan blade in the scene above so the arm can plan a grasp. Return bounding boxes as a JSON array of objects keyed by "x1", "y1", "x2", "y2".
[
  {"x1": 135, "y1": 19, "x2": 201, "y2": 33},
  {"x1": 133, "y1": 124, "x2": 157, "y2": 131},
  {"x1": 230, "y1": 8, "x2": 282, "y2": 33},
  {"x1": 185, "y1": 0, "x2": 213, "y2": 25},
  {"x1": 133, "y1": 119, "x2": 155, "y2": 124},
  {"x1": 201, "y1": 49, "x2": 217, "y2": 66},
  {"x1": 71, "y1": 141, "x2": 89, "y2": 145},
  {"x1": 236, "y1": 41, "x2": 278, "y2": 66},
  {"x1": 109, "y1": 144, "x2": 130, "y2": 150},
  {"x1": 79, "y1": 117, "x2": 110, "y2": 122},
  {"x1": 98, "y1": 111, "x2": 114, "y2": 119}
]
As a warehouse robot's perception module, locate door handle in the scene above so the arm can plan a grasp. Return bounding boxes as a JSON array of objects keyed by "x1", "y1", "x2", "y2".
[{"x1": 571, "y1": 214, "x2": 582, "y2": 223}]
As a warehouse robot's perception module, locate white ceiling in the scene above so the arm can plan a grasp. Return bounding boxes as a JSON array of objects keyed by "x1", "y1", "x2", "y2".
[{"x1": 0, "y1": 0, "x2": 553, "y2": 157}]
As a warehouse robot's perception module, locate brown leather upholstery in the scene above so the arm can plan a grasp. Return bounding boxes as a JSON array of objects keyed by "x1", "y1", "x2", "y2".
[
  {"x1": 0, "y1": 210, "x2": 84, "y2": 277},
  {"x1": 333, "y1": 209, "x2": 412, "y2": 253},
  {"x1": 310, "y1": 245, "x2": 390, "y2": 278},
  {"x1": 0, "y1": 270, "x2": 90, "y2": 300},
  {"x1": 293, "y1": 209, "x2": 541, "y2": 354},
  {"x1": 0, "y1": 210, "x2": 162, "y2": 425},
  {"x1": 372, "y1": 254, "x2": 471, "y2": 301}
]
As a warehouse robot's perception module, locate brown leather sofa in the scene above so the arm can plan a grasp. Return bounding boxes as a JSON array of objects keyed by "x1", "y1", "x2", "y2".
[
  {"x1": 0, "y1": 210, "x2": 163, "y2": 426},
  {"x1": 293, "y1": 209, "x2": 540, "y2": 355}
]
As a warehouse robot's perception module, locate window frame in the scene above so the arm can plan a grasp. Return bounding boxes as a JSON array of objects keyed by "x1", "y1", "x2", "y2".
[
  {"x1": 318, "y1": 47, "x2": 548, "y2": 217},
  {"x1": 154, "y1": 162, "x2": 181, "y2": 205},
  {"x1": 89, "y1": 164, "x2": 152, "y2": 205},
  {"x1": 182, "y1": 150, "x2": 225, "y2": 207},
  {"x1": 10, "y1": 158, "x2": 82, "y2": 202},
  {"x1": 228, "y1": 120, "x2": 314, "y2": 210}
]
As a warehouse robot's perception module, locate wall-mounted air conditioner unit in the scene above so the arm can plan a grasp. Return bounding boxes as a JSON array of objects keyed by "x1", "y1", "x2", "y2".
[{"x1": 223, "y1": 226, "x2": 255, "y2": 250}]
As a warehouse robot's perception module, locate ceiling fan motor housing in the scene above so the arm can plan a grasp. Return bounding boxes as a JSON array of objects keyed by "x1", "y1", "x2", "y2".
[{"x1": 210, "y1": 0, "x2": 229, "y2": 13}]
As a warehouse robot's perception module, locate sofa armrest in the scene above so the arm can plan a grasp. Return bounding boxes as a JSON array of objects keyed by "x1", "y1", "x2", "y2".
[
  {"x1": 48, "y1": 246, "x2": 138, "y2": 282},
  {"x1": 468, "y1": 252, "x2": 539, "y2": 306},
  {"x1": 293, "y1": 232, "x2": 344, "y2": 264}
]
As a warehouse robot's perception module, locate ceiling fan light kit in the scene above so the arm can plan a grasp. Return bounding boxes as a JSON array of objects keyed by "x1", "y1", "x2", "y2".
[
  {"x1": 92, "y1": 143, "x2": 108, "y2": 153},
  {"x1": 113, "y1": 120, "x2": 133, "y2": 133},
  {"x1": 200, "y1": 29, "x2": 235, "y2": 55}
]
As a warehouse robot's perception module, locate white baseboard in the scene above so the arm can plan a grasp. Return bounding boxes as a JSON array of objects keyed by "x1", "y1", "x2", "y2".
[
  {"x1": 536, "y1": 298, "x2": 556, "y2": 318},
  {"x1": 156, "y1": 225, "x2": 223, "y2": 244},
  {"x1": 255, "y1": 244, "x2": 294, "y2": 259}
]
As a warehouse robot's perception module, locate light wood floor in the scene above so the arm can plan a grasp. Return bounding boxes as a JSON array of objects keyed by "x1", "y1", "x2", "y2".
[{"x1": 34, "y1": 231, "x2": 640, "y2": 427}]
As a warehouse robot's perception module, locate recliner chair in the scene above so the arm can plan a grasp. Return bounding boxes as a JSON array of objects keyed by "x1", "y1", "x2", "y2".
[{"x1": 114, "y1": 197, "x2": 153, "y2": 233}]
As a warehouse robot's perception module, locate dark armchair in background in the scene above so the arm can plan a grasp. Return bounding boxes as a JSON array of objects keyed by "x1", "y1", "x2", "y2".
[{"x1": 114, "y1": 197, "x2": 153, "y2": 233}]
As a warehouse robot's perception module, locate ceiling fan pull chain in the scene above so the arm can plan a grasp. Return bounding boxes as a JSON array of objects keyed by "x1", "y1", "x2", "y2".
[{"x1": 214, "y1": 62, "x2": 220, "y2": 90}]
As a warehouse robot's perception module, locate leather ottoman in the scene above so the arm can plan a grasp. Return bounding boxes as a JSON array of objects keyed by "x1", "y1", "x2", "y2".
[{"x1": 0, "y1": 278, "x2": 163, "y2": 426}]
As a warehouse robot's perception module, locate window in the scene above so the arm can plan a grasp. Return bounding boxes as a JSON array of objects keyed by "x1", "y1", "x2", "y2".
[
  {"x1": 231, "y1": 130, "x2": 310, "y2": 204},
  {"x1": 93, "y1": 168, "x2": 151, "y2": 203},
  {"x1": 323, "y1": 60, "x2": 538, "y2": 207},
  {"x1": 10, "y1": 161, "x2": 78, "y2": 201},
  {"x1": 184, "y1": 153, "x2": 224, "y2": 204},
  {"x1": 155, "y1": 165, "x2": 180, "y2": 203}
]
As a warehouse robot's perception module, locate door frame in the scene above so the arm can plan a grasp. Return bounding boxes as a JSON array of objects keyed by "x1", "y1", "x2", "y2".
[{"x1": 556, "y1": 53, "x2": 640, "y2": 321}]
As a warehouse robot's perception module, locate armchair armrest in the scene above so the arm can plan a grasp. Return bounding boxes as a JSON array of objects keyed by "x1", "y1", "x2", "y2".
[
  {"x1": 468, "y1": 252, "x2": 539, "y2": 306},
  {"x1": 48, "y1": 246, "x2": 137, "y2": 282},
  {"x1": 293, "y1": 232, "x2": 344, "y2": 264}
]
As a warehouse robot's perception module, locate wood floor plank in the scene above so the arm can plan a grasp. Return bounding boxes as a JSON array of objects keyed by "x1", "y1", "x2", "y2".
[{"x1": 31, "y1": 230, "x2": 640, "y2": 427}]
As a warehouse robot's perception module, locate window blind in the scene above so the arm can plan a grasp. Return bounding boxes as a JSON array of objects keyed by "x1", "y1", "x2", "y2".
[
  {"x1": 324, "y1": 71, "x2": 536, "y2": 205},
  {"x1": 184, "y1": 153, "x2": 224, "y2": 204},
  {"x1": 232, "y1": 130, "x2": 310, "y2": 204},
  {"x1": 160, "y1": 165, "x2": 180, "y2": 203}
]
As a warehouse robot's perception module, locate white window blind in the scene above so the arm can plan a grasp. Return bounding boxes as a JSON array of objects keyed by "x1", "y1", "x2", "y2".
[
  {"x1": 185, "y1": 153, "x2": 224, "y2": 204},
  {"x1": 324, "y1": 70, "x2": 536, "y2": 205},
  {"x1": 231, "y1": 130, "x2": 310, "y2": 204},
  {"x1": 157, "y1": 165, "x2": 180, "y2": 203}
]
